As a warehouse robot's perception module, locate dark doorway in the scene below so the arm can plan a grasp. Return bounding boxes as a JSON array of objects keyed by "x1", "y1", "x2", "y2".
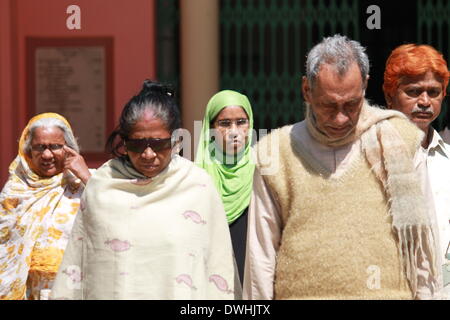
[{"x1": 359, "y1": 0, "x2": 418, "y2": 107}]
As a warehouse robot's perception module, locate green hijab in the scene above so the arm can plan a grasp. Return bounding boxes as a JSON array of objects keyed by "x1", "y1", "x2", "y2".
[{"x1": 195, "y1": 90, "x2": 255, "y2": 224}]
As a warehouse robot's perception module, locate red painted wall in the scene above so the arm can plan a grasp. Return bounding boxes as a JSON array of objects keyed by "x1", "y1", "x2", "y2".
[
  {"x1": 0, "y1": 0, "x2": 16, "y2": 187},
  {"x1": 0, "y1": 0, "x2": 156, "y2": 185}
]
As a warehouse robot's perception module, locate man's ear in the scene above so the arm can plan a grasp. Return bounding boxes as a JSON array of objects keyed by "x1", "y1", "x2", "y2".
[
  {"x1": 363, "y1": 75, "x2": 369, "y2": 90},
  {"x1": 302, "y1": 76, "x2": 311, "y2": 103},
  {"x1": 384, "y1": 92, "x2": 393, "y2": 109}
]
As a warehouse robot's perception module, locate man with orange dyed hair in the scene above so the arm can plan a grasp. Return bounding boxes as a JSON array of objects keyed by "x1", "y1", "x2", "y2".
[{"x1": 383, "y1": 44, "x2": 450, "y2": 299}]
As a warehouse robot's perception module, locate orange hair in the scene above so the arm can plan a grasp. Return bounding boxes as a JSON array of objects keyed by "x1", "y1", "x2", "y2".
[{"x1": 383, "y1": 44, "x2": 450, "y2": 98}]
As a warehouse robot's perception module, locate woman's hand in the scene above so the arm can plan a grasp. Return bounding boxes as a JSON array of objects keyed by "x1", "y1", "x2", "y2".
[{"x1": 63, "y1": 146, "x2": 91, "y2": 185}]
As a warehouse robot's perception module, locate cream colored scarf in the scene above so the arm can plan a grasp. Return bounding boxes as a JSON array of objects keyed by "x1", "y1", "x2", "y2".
[
  {"x1": 51, "y1": 155, "x2": 241, "y2": 299},
  {"x1": 306, "y1": 100, "x2": 439, "y2": 297}
]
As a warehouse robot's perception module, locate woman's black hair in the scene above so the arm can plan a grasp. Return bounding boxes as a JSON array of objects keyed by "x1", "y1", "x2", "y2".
[{"x1": 106, "y1": 79, "x2": 181, "y2": 158}]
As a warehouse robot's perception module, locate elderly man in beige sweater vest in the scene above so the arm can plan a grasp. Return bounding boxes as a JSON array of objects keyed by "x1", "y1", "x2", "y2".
[
  {"x1": 383, "y1": 44, "x2": 450, "y2": 299},
  {"x1": 243, "y1": 35, "x2": 441, "y2": 300}
]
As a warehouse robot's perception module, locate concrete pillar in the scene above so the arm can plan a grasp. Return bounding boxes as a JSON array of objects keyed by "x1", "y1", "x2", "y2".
[{"x1": 180, "y1": 0, "x2": 219, "y2": 160}]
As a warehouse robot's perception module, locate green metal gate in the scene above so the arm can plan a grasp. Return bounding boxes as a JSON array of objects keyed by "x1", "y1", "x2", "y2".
[
  {"x1": 156, "y1": 0, "x2": 180, "y2": 102},
  {"x1": 418, "y1": 0, "x2": 450, "y2": 131},
  {"x1": 219, "y1": 0, "x2": 360, "y2": 131}
]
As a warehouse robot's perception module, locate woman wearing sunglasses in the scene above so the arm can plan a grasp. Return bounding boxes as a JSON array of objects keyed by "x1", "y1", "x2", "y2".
[
  {"x1": 51, "y1": 80, "x2": 240, "y2": 300},
  {"x1": 0, "y1": 113, "x2": 91, "y2": 300},
  {"x1": 195, "y1": 90, "x2": 255, "y2": 285}
]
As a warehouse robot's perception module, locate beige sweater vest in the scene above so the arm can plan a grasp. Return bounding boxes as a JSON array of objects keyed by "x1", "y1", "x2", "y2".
[{"x1": 256, "y1": 118, "x2": 420, "y2": 300}]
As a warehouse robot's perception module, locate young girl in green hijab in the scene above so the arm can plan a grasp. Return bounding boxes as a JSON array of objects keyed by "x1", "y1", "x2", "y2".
[{"x1": 195, "y1": 90, "x2": 255, "y2": 283}]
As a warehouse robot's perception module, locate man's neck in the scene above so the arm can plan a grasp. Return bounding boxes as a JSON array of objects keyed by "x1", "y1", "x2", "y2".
[{"x1": 421, "y1": 126, "x2": 432, "y2": 149}]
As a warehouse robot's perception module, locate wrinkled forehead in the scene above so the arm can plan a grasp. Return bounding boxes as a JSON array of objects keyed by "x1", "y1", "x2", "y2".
[
  {"x1": 30, "y1": 126, "x2": 65, "y2": 143},
  {"x1": 398, "y1": 71, "x2": 445, "y2": 87},
  {"x1": 313, "y1": 63, "x2": 365, "y2": 89},
  {"x1": 312, "y1": 65, "x2": 366, "y2": 99}
]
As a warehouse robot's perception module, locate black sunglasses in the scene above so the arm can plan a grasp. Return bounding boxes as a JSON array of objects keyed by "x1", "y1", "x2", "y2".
[{"x1": 125, "y1": 137, "x2": 172, "y2": 153}]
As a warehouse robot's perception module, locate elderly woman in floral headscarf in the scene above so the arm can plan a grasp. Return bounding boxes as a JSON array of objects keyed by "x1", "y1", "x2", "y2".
[
  {"x1": 0, "y1": 113, "x2": 91, "y2": 300},
  {"x1": 195, "y1": 90, "x2": 255, "y2": 283}
]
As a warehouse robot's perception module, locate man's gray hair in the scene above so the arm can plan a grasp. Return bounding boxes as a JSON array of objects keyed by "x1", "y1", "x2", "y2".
[
  {"x1": 305, "y1": 34, "x2": 370, "y2": 87},
  {"x1": 23, "y1": 117, "x2": 80, "y2": 154}
]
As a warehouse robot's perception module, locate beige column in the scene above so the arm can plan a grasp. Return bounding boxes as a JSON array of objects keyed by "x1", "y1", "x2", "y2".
[{"x1": 180, "y1": 0, "x2": 219, "y2": 160}]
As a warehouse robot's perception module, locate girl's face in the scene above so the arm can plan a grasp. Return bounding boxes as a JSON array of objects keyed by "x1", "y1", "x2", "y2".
[{"x1": 212, "y1": 106, "x2": 249, "y2": 155}]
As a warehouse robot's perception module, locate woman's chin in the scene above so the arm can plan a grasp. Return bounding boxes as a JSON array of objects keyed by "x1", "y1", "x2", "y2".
[
  {"x1": 135, "y1": 164, "x2": 165, "y2": 178},
  {"x1": 223, "y1": 150, "x2": 245, "y2": 160},
  {"x1": 36, "y1": 167, "x2": 61, "y2": 178},
  {"x1": 225, "y1": 143, "x2": 245, "y2": 155},
  {"x1": 139, "y1": 168, "x2": 159, "y2": 178}
]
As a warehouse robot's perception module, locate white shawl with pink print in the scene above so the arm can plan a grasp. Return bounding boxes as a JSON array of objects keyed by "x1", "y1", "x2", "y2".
[{"x1": 50, "y1": 155, "x2": 240, "y2": 300}]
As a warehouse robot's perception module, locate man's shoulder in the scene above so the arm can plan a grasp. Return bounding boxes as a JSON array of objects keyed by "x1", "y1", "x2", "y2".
[
  {"x1": 385, "y1": 116, "x2": 423, "y2": 152},
  {"x1": 255, "y1": 123, "x2": 296, "y2": 152},
  {"x1": 257, "y1": 123, "x2": 295, "y2": 143},
  {"x1": 386, "y1": 115, "x2": 418, "y2": 132},
  {"x1": 253, "y1": 122, "x2": 302, "y2": 172},
  {"x1": 430, "y1": 128, "x2": 450, "y2": 159},
  {"x1": 439, "y1": 126, "x2": 450, "y2": 145}
]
